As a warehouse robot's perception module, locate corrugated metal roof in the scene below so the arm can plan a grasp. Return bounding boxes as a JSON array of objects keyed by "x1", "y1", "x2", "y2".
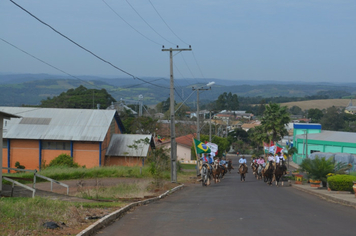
[
  {"x1": 296, "y1": 130, "x2": 356, "y2": 144},
  {"x1": 0, "y1": 107, "x2": 117, "y2": 142},
  {"x1": 106, "y1": 134, "x2": 153, "y2": 157}
]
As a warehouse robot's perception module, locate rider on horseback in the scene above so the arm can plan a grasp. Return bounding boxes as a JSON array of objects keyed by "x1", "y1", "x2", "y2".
[
  {"x1": 238, "y1": 155, "x2": 248, "y2": 173},
  {"x1": 265, "y1": 153, "x2": 275, "y2": 171}
]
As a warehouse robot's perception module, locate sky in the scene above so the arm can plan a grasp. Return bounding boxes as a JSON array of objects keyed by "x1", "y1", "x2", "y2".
[{"x1": 1, "y1": 0, "x2": 356, "y2": 83}]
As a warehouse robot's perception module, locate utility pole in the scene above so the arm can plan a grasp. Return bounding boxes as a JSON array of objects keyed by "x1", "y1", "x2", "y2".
[
  {"x1": 162, "y1": 46, "x2": 191, "y2": 183},
  {"x1": 192, "y1": 84, "x2": 213, "y2": 175}
]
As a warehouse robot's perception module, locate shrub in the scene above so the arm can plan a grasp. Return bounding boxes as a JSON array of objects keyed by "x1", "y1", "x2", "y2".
[
  {"x1": 48, "y1": 153, "x2": 81, "y2": 168},
  {"x1": 327, "y1": 175, "x2": 356, "y2": 192},
  {"x1": 299, "y1": 156, "x2": 336, "y2": 187}
]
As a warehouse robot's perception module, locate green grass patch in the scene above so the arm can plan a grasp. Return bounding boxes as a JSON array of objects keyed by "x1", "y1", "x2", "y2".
[
  {"x1": 2, "y1": 165, "x2": 169, "y2": 183},
  {"x1": 75, "y1": 180, "x2": 153, "y2": 200},
  {"x1": 181, "y1": 164, "x2": 196, "y2": 170}
]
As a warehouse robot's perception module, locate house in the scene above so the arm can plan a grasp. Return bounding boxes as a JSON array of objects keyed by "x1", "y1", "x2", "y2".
[
  {"x1": 1, "y1": 107, "x2": 125, "y2": 172},
  {"x1": 0, "y1": 111, "x2": 20, "y2": 193},
  {"x1": 241, "y1": 121, "x2": 261, "y2": 131},
  {"x1": 158, "y1": 133, "x2": 196, "y2": 164},
  {"x1": 292, "y1": 123, "x2": 356, "y2": 166},
  {"x1": 105, "y1": 134, "x2": 155, "y2": 167},
  {"x1": 345, "y1": 99, "x2": 356, "y2": 115}
]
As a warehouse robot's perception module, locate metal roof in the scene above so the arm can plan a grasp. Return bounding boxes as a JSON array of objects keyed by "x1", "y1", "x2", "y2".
[
  {"x1": 296, "y1": 130, "x2": 356, "y2": 144},
  {"x1": 0, "y1": 107, "x2": 117, "y2": 142},
  {"x1": 106, "y1": 134, "x2": 154, "y2": 157}
]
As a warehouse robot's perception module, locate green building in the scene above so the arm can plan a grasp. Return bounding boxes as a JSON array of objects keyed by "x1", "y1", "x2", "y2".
[{"x1": 293, "y1": 123, "x2": 356, "y2": 164}]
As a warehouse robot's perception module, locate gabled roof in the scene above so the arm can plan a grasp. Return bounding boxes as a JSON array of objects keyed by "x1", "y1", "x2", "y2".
[
  {"x1": 176, "y1": 133, "x2": 195, "y2": 147},
  {"x1": 106, "y1": 134, "x2": 154, "y2": 157},
  {"x1": 0, "y1": 107, "x2": 123, "y2": 141}
]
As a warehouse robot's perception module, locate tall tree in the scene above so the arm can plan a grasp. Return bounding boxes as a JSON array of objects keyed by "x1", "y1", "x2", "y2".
[
  {"x1": 307, "y1": 108, "x2": 323, "y2": 123},
  {"x1": 261, "y1": 103, "x2": 290, "y2": 142},
  {"x1": 320, "y1": 106, "x2": 345, "y2": 131}
]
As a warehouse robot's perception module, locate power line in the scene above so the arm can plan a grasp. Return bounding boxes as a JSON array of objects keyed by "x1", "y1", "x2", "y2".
[
  {"x1": 9, "y1": 0, "x2": 169, "y2": 90},
  {"x1": 0, "y1": 37, "x2": 104, "y2": 90},
  {"x1": 148, "y1": 0, "x2": 189, "y2": 46},
  {"x1": 101, "y1": 0, "x2": 161, "y2": 46},
  {"x1": 125, "y1": 0, "x2": 176, "y2": 46},
  {"x1": 191, "y1": 51, "x2": 205, "y2": 79}
]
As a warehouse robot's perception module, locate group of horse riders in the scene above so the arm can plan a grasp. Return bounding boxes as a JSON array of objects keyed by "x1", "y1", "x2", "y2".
[
  {"x1": 250, "y1": 152, "x2": 288, "y2": 185},
  {"x1": 199, "y1": 153, "x2": 234, "y2": 185}
]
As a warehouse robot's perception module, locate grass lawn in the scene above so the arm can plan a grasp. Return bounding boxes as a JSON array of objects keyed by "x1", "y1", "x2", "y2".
[{"x1": 0, "y1": 165, "x2": 196, "y2": 235}]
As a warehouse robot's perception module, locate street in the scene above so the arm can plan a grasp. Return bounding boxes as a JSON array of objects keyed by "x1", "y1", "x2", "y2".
[{"x1": 96, "y1": 155, "x2": 356, "y2": 236}]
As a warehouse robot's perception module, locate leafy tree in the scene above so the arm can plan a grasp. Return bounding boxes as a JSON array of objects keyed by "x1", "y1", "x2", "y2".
[
  {"x1": 260, "y1": 103, "x2": 290, "y2": 142},
  {"x1": 40, "y1": 85, "x2": 116, "y2": 109},
  {"x1": 123, "y1": 116, "x2": 158, "y2": 134},
  {"x1": 248, "y1": 125, "x2": 271, "y2": 153},
  {"x1": 214, "y1": 92, "x2": 239, "y2": 110},
  {"x1": 320, "y1": 106, "x2": 345, "y2": 131},
  {"x1": 289, "y1": 105, "x2": 303, "y2": 115},
  {"x1": 307, "y1": 108, "x2": 323, "y2": 123}
]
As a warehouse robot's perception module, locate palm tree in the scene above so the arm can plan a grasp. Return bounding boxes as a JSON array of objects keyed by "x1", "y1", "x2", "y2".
[
  {"x1": 261, "y1": 103, "x2": 290, "y2": 143},
  {"x1": 249, "y1": 125, "x2": 271, "y2": 158}
]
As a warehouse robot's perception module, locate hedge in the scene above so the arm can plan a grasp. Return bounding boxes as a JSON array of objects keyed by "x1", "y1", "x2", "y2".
[{"x1": 327, "y1": 175, "x2": 356, "y2": 192}]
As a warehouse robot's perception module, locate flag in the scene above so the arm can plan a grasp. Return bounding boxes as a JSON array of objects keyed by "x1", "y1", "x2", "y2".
[
  {"x1": 263, "y1": 142, "x2": 269, "y2": 154},
  {"x1": 275, "y1": 143, "x2": 284, "y2": 154},
  {"x1": 193, "y1": 139, "x2": 211, "y2": 154},
  {"x1": 206, "y1": 142, "x2": 218, "y2": 157},
  {"x1": 269, "y1": 141, "x2": 275, "y2": 154}
]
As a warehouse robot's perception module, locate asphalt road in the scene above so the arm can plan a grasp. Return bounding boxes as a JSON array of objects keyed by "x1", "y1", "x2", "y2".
[{"x1": 96, "y1": 155, "x2": 356, "y2": 236}]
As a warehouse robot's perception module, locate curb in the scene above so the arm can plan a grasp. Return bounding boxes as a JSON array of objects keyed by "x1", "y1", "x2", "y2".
[
  {"x1": 291, "y1": 184, "x2": 356, "y2": 208},
  {"x1": 76, "y1": 184, "x2": 184, "y2": 236}
]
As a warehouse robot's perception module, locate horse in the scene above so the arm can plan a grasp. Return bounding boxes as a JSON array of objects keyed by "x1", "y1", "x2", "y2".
[
  {"x1": 251, "y1": 162, "x2": 259, "y2": 178},
  {"x1": 201, "y1": 163, "x2": 211, "y2": 186},
  {"x1": 211, "y1": 162, "x2": 222, "y2": 183},
  {"x1": 256, "y1": 164, "x2": 264, "y2": 180},
  {"x1": 219, "y1": 164, "x2": 228, "y2": 179},
  {"x1": 227, "y1": 160, "x2": 234, "y2": 173},
  {"x1": 274, "y1": 162, "x2": 287, "y2": 186},
  {"x1": 262, "y1": 163, "x2": 274, "y2": 185},
  {"x1": 238, "y1": 164, "x2": 248, "y2": 182}
]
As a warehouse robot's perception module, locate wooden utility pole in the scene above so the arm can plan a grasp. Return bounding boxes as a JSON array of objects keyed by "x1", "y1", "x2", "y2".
[{"x1": 162, "y1": 46, "x2": 191, "y2": 183}]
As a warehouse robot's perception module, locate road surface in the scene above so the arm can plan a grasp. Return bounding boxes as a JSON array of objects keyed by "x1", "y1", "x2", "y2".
[{"x1": 96, "y1": 155, "x2": 356, "y2": 236}]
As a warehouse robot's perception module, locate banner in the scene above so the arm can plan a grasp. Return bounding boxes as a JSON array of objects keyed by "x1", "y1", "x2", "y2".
[{"x1": 206, "y1": 142, "x2": 218, "y2": 157}]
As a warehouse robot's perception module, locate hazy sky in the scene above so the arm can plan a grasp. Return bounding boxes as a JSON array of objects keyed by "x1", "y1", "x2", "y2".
[{"x1": 1, "y1": 0, "x2": 356, "y2": 83}]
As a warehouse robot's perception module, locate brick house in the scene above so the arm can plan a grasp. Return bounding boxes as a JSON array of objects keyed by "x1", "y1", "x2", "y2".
[{"x1": 1, "y1": 107, "x2": 125, "y2": 172}]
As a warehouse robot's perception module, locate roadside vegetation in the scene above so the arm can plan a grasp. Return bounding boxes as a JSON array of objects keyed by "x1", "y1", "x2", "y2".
[{"x1": 0, "y1": 197, "x2": 125, "y2": 236}]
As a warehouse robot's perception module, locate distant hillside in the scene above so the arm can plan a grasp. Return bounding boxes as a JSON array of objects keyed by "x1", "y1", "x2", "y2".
[
  {"x1": 280, "y1": 99, "x2": 351, "y2": 110},
  {"x1": 1, "y1": 73, "x2": 356, "y2": 107}
]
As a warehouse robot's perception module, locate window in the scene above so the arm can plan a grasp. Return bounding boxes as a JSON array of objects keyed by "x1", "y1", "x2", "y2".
[
  {"x1": 42, "y1": 141, "x2": 70, "y2": 150},
  {"x1": 2, "y1": 139, "x2": 7, "y2": 148}
]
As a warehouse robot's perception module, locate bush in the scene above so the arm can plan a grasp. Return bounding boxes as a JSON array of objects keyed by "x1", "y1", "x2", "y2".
[
  {"x1": 48, "y1": 154, "x2": 81, "y2": 168},
  {"x1": 299, "y1": 156, "x2": 336, "y2": 187},
  {"x1": 327, "y1": 175, "x2": 356, "y2": 192}
]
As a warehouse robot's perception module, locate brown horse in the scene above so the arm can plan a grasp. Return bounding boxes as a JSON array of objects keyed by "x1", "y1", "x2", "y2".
[
  {"x1": 274, "y1": 162, "x2": 287, "y2": 186},
  {"x1": 238, "y1": 164, "x2": 248, "y2": 181},
  {"x1": 262, "y1": 163, "x2": 274, "y2": 185},
  {"x1": 251, "y1": 162, "x2": 258, "y2": 178},
  {"x1": 211, "y1": 162, "x2": 222, "y2": 183}
]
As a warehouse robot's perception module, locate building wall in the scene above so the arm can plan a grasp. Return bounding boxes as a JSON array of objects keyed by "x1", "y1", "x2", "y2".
[
  {"x1": 2, "y1": 148, "x2": 7, "y2": 173},
  {"x1": 73, "y1": 142, "x2": 100, "y2": 168},
  {"x1": 106, "y1": 156, "x2": 142, "y2": 167},
  {"x1": 294, "y1": 138, "x2": 356, "y2": 164},
  {"x1": 42, "y1": 149, "x2": 71, "y2": 167},
  {"x1": 177, "y1": 145, "x2": 192, "y2": 163},
  {"x1": 9, "y1": 140, "x2": 39, "y2": 170}
]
